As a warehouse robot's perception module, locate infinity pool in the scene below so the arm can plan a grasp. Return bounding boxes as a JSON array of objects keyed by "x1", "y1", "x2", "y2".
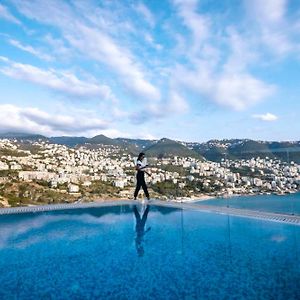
[{"x1": 0, "y1": 204, "x2": 299, "y2": 299}]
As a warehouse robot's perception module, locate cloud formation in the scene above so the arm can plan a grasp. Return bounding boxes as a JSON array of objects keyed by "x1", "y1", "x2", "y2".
[
  {"x1": 0, "y1": 3, "x2": 20, "y2": 24},
  {"x1": 8, "y1": 39, "x2": 53, "y2": 61},
  {"x1": 1, "y1": 0, "x2": 299, "y2": 140},
  {"x1": 173, "y1": 0, "x2": 210, "y2": 53},
  {"x1": 135, "y1": 3, "x2": 155, "y2": 27},
  {"x1": 244, "y1": 0, "x2": 299, "y2": 57},
  {"x1": 246, "y1": 0, "x2": 286, "y2": 25},
  {"x1": 0, "y1": 57, "x2": 114, "y2": 99},
  {"x1": 67, "y1": 24, "x2": 160, "y2": 101},
  {"x1": 10, "y1": 0, "x2": 160, "y2": 102},
  {"x1": 252, "y1": 113, "x2": 278, "y2": 121},
  {"x1": 0, "y1": 104, "x2": 109, "y2": 136},
  {"x1": 6, "y1": 0, "x2": 285, "y2": 116}
]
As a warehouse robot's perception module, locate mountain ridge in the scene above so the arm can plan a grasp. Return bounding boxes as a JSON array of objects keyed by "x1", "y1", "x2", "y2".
[{"x1": 1, "y1": 132, "x2": 299, "y2": 162}]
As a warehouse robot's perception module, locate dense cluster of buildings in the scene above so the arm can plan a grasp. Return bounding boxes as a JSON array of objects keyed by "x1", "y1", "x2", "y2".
[{"x1": 0, "y1": 139, "x2": 299, "y2": 200}]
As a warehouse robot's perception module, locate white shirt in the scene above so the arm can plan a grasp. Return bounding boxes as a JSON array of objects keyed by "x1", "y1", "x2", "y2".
[{"x1": 136, "y1": 158, "x2": 147, "y2": 171}]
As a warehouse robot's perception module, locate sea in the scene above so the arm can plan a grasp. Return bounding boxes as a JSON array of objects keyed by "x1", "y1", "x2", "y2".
[{"x1": 198, "y1": 192, "x2": 300, "y2": 215}]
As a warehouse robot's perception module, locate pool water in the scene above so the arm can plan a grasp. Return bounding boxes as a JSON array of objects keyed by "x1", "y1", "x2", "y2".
[
  {"x1": 199, "y1": 192, "x2": 300, "y2": 215},
  {"x1": 0, "y1": 204, "x2": 300, "y2": 299}
]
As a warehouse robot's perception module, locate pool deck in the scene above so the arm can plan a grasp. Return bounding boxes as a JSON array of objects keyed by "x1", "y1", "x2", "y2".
[
  {"x1": 155, "y1": 200, "x2": 300, "y2": 225},
  {"x1": 0, "y1": 199, "x2": 300, "y2": 226}
]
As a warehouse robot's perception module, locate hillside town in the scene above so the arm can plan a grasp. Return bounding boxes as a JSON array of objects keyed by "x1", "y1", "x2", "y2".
[{"x1": 0, "y1": 138, "x2": 300, "y2": 207}]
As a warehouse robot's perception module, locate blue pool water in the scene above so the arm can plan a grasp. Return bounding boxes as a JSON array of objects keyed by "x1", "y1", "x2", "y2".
[
  {"x1": 0, "y1": 204, "x2": 300, "y2": 299},
  {"x1": 199, "y1": 192, "x2": 300, "y2": 215}
]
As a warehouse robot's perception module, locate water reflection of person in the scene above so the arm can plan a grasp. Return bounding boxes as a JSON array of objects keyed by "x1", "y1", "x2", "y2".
[{"x1": 133, "y1": 205, "x2": 151, "y2": 257}]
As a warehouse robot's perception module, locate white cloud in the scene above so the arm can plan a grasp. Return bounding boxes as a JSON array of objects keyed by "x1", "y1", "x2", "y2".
[
  {"x1": 168, "y1": 91, "x2": 189, "y2": 113},
  {"x1": 252, "y1": 113, "x2": 278, "y2": 121},
  {"x1": 0, "y1": 56, "x2": 9, "y2": 63},
  {"x1": 66, "y1": 24, "x2": 160, "y2": 101},
  {"x1": 260, "y1": 29, "x2": 293, "y2": 57},
  {"x1": 144, "y1": 33, "x2": 163, "y2": 50},
  {"x1": 0, "y1": 57, "x2": 114, "y2": 99},
  {"x1": 244, "y1": 0, "x2": 298, "y2": 58},
  {"x1": 0, "y1": 3, "x2": 20, "y2": 24},
  {"x1": 43, "y1": 34, "x2": 71, "y2": 58},
  {"x1": 245, "y1": 0, "x2": 286, "y2": 25},
  {"x1": 129, "y1": 89, "x2": 189, "y2": 125},
  {"x1": 8, "y1": 39, "x2": 53, "y2": 61},
  {"x1": 22, "y1": 107, "x2": 107, "y2": 132},
  {"x1": 11, "y1": 0, "x2": 161, "y2": 101},
  {"x1": 6, "y1": 0, "x2": 295, "y2": 130},
  {"x1": 0, "y1": 104, "x2": 109, "y2": 136},
  {"x1": 170, "y1": 4, "x2": 276, "y2": 111},
  {"x1": 173, "y1": 0, "x2": 210, "y2": 53},
  {"x1": 173, "y1": 61, "x2": 275, "y2": 111},
  {"x1": 135, "y1": 3, "x2": 155, "y2": 27},
  {"x1": 136, "y1": 133, "x2": 158, "y2": 140},
  {"x1": 223, "y1": 29, "x2": 258, "y2": 73},
  {"x1": 88, "y1": 128, "x2": 131, "y2": 139},
  {"x1": 212, "y1": 73, "x2": 275, "y2": 110}
]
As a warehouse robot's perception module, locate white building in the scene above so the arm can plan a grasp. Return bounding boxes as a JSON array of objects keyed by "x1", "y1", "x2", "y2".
[
  {"x1": 10, "y1": 162, "x2": 22, "y2": 170},
  {"x1": 114, "y1": 180, "x2": 126, "y2": 188},
  {"x1": 50, "y1": 180, "x2": 58, "y2": 188},
  {"x1": 178, "y1": 182, "x2": 186, "y2": 188},
  {"x1": 68, "y1": 183, "x2": 79, "y2": 193},
  {"x1": 187, "y1": 175, "x2": 194, "y2": 182},
  {"x1": 19, "y1": 171, "x2": 56, "y2": 181},
  {"x1": 0, "y1": 161, "x2": 9, "y2": 170},
  {"x1": 253, "y1": 178, "x2": 263, "y2": 187}
]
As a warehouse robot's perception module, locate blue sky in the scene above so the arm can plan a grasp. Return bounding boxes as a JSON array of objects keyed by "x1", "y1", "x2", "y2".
[{"x1": 0, "y1": 0, "x2": 300, "y2": 142}]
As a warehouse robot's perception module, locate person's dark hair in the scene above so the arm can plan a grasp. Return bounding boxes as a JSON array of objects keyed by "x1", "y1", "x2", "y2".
[{"x1": 137, "y1": 152, "x2": 145, "y2": 161}]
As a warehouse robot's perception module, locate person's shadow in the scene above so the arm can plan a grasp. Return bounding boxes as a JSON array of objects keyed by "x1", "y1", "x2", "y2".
[{"x1": 133, "y1": 205, "x2": 151, "y2": 257}]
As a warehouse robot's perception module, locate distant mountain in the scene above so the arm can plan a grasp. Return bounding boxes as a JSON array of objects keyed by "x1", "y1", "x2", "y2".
[
  {"x1": 49, "y1": 136, "x2": 89, "y2": 147},
  {"x1": 1, "y1": 132, "x2": 299, "y2": 162},
  {"x1": 266, "y1": 141, "x2": 300, "y2": 162},
  {"x1": 88, "y1": 134, "x2": 119, "y2": 146},
  {"x1": 144, "y1": 138, "x2": 203, "y2": 159},
  {"x1": 189, "y1": 139, "x2": 300, "y2": 163},
  {"x1": 0, "y1": 132, "x2": 47, "y2": 141},
  {"x1": 228, "y1": 140, "x2": 275, "y2": 158},
  {"x1": 49, "y1": 135, "x2": 118, "y2": 147},
  {"x1": 115, "y1": 138, "x2": 157, "y2": 154},
  {"x1": 116, "y1": 138, "x2": 156, "y2": 150}
]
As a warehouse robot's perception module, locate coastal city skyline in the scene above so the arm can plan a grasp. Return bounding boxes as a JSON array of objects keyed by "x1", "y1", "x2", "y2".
[
  {"x1": 1, "y1": 0, "x2": 300, "y2": 142},
  {"x1": 1, "y1": 137, "x2": 299, "y2": 205}
]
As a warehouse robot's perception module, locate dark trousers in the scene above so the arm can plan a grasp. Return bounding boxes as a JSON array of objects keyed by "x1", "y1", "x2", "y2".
[{"x1": 134, "y1": 173, "x2": 149, "y2": 199}]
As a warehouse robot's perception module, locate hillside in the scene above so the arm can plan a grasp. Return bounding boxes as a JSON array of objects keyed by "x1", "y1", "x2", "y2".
[
  {"x1": 1, "y1": 132, "x2": 299, "y2": 162},
  {"x1": 144, "y1": 138, "x2": 203, "y2": 159},
  {"x1": 115, "y1": 138, "x2": 157, "y2": 154},
  {"x1": 88, "y1": 134, "x2": 119, "y2": 145},
  {"x1": 116, "y1": 138, "x2": 156, "y2": 150},
  {"x1": 190, "y1": 139, "x2": 300, "y2": 163},
  {"x1": 0, "y1": 132, "x2": 47, "y2": 141},
  {"x1": 49, "y1": 136, "x2": 89, "y2": 147}
]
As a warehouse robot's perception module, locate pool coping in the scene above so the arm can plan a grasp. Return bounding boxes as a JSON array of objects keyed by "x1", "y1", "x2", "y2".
[
  {"x1": 1, "y1": 199, "x2": 300, "y2": 226},
  {"x1": 0, "y1": 200, "x2": 136, "y2": 215},
  {"x1": 155, "y1": 200, "x2": 300, "y2": 226}
]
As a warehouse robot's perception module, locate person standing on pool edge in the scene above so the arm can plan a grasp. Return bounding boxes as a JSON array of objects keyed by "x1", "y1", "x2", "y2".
[{"x1": 134, "y1": 152, "x2": 150, "y2": 201}]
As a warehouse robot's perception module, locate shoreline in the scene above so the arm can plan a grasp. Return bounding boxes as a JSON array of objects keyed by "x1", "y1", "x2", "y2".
[
  {"x1": 1, "y1": 191, "x2": 299, "y2": 210},
  {"x1": 170, "y1": 190, "x2": 300, "y2": 204},
  {"x1": 172, "y1": 195, "x2": 215, "y2": 203}
]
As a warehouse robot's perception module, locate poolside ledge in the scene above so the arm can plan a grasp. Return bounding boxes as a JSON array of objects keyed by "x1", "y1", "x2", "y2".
[{"x1": 0, "y1": 199, "x2": 300, "y2": 226}]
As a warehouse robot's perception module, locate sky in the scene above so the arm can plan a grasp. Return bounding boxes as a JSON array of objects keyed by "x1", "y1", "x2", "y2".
[{"x1": 0, "y1": 0, "x2": 300, "y2": 142}]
